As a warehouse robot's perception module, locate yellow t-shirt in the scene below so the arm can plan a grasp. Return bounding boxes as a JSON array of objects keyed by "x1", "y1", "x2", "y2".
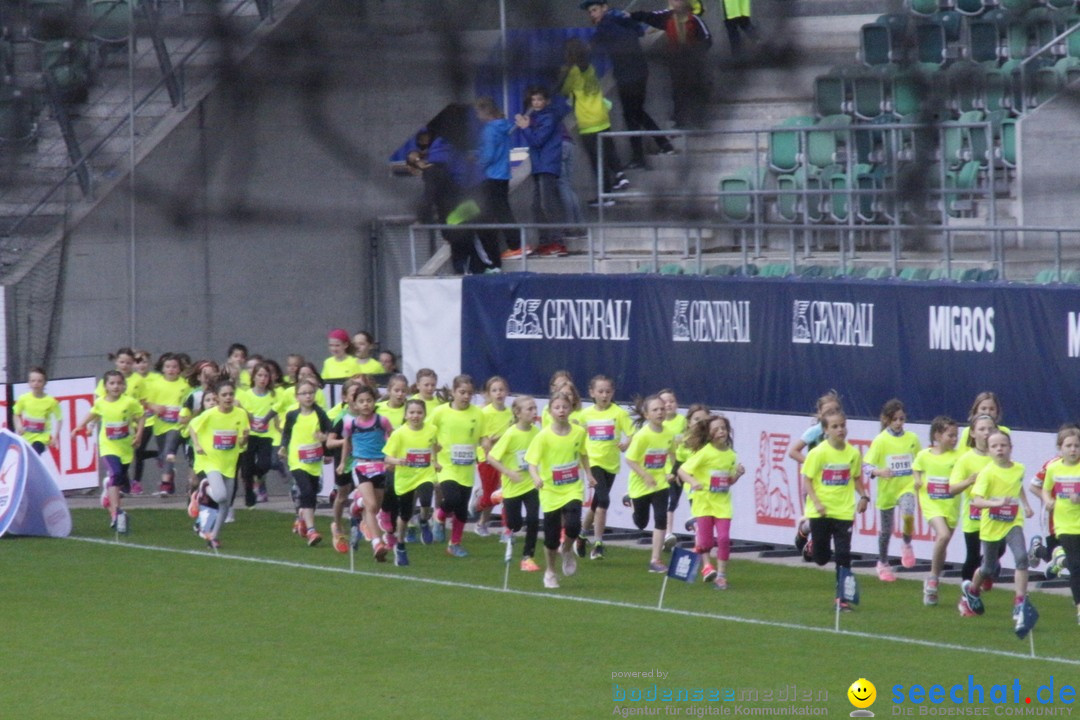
[
  {"x1": 189, "y1": 406, "x2": 250, "y2": 476},
  {"x1": 91, "y1": 396, "x2": 143, "y2": 464},
  {"x1": 283, "y1": 408, "x2": 330, "y2": 476},
  {"x1": 950, "y1": 450, "x2": 993, "y2": 533},
  {"x1": 321, "y1": 355, "x2": 363, "y2": 381},
  {"x1": 96, "y1": 372, "x2": 146, "y2": 403},
  {"x1": 579, "y1": 403, "x2": 633, "y2": 473},
  {"x1": 1044, "y1": 458, "x2": 1080, "y2": 535},
  {"x1": 959, "y1": 423, "x2": 1011, "y2": 450},
  {"x1": 356, "y1": 357, "x2": 384, "y2": 375},
  {"x1": 680, "y1": 444, "x2": 738, "y2": 520},
  {"x1": 971, "y1": 461, "x2": 1026, "y2": 542},
  {"x1": 278, "y1": 385, "x2": 327, "y2": 414},
  {"x1": 488, "y1": 424, "x2": 540, "y2": 500},
  {"x1": 145, "y1": 376, "x2": 191, "y2": 435},
  {"x1": 864, "y1": 429, "x2": 922, "y2": 509},
  {"x1": 541, "y1": 406, "x2": 584, "y2": 429},
  {"x1": 410, "y1": 394, "x2": 443, "y2": 418},
  {"x1": 802, "y1": 441, "x2": 862, "y2": 521},
  {"x1": 238, "y1": 388, "x2": 278, "y2": 438},
  {"x1": 624, "y1": 424, "x2": 675, "y2": 499},
  {"x1": 913, "y1": 447, "x2": 962, "y2": 525},
  {"x1": 384, "y1": 424, "x2": 437, "y2": 494},
  {"x1": 13, "y1": 393, "x2": 61, "y2": 445},
  {"x1": 479, "y1": 403, "x2": 513, "y2": 463},
  {"x1": 524, "y1": 424, "x2": 588, "y2": 513},
  {"x1": 561, "y1": 64, "x2": 611, "y2": 134},
  {"x1": 375, "y1": 401, "x2": 406, "y2": 430},
  {"x1": 430, "y1": 403, "x2": 484, "y2": 487}
]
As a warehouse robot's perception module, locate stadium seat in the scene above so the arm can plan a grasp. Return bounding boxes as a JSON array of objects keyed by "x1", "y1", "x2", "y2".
[
  {"x1": 979, "y1": 268, "x2": 1000, "y2": 281},
  {"x1": 90, "y1": 0, "x2": 132, "y2": 44},
  {"x1": 814, "y1": 71, "x2": 849, "y2": 117},
  {"x1": 636, "y1": 263, "x2": 656, "y2": 273},
  {"x1": 999, "y1": 0, "x2": 1033, "y2": 15},
  {"x1": 736, "y1": 263, "x2": 760, "y2": 276},
  {"x1": 705, "y1": 264, "x2": 736, "y2": 276},
  {"x1": 1033, "y1": 268, "x2": 1057, "y2": 283},
  {"x1": 852, "y1": 71, "x2": 889, "y2": 120},
  {"x1": 967, "y1": 18, "x2": 1002, "y2": 65},
  {"x1": 807, "y1": 114, "x2": 852, "y2": 172},
  {"x1": 799, "y1": 264, "x2": 825, "y2": 277},
  {"x1": 718, "y1": 166, "x2": 766, "y2": 222},
  {"x1": 1064, "y1": 269, "x2": 1080, "y2": 283},
  {"x1": 660, "y1": 263, "x2": 685, "y2": 275},
  {"x1": 775, "y1": 165, "x2": 824, "y2": 223},
  {"x1": 911, "y1": 0, "x2": 942, "y2": 16},
  {"x1": 760, "y1": 263, "x2": 792, "y2": 277},
  {"x1": 866, "y1": 266, "x2": 892, "y2": 278},
  {"x1": 954, "y1": 0, "x2": 987, "y2": 16},
  {"x1": 899, "y1": 266, "x2": 932, "y2": 279},
  {"x1": 769, "y1": 116, "x2": 814, "y2": 173},
  {"x1": 947, "y1": 61, "x2": 988, "y2": 113}
]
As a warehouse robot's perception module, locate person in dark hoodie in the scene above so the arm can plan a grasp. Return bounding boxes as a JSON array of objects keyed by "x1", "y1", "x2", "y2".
[
  {"x1": 631, "y1": 0, "x2": 713, "y2": 129},
  {"x1": 514, "y1": 87, "x2": 569, "y2": 257},
  {"x1": 582, "y1": 1, "x2": 676, "y2": 169}
]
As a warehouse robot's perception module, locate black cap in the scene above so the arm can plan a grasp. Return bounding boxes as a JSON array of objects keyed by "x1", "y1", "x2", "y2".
[{"x1": 579, "y1": 0, "x2": 605, "y2": 8}]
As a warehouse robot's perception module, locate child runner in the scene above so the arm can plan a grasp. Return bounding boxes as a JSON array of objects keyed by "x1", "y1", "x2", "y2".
[
  {"x1": 1040, "y1": 426, "x2": 1080, "y2": 624},
  {"x1": 130, "y1": 350, "x2": 160, "y2": 494},
  {"x1": 526, "y1": 391, "x2": 595, "y2": 588},
  {"x1": 911, "y1": 416, "x2": 962, "y2": 605},
  {"x1": 383, "y1": 399, "x2": 438, "y2": 566},
  {"x1": 624, "y1": 394, "x2": 677, "y2": 573},
  {"x1": 477, "y1": 376, "x2": 513, "y2": 537},
  {"x1": 74, "y1": 370, "x2": 145, "y2": 534},
  {"x1": 579, "y1": 374, "x2": 633, "y2": 560},
  {"x1": 326, "y1": 380, "x2": 361, "y2": 549},
  {"x1": 279, "y1": 380, "x2": 332, "y2": 547},
  {"x1": 791, "y1": 392, "x2": 844, "y2": 554},
  {"x1": 659, "y1": 388, "x2": 687, "y2": 550},
  {"x1": 322, "y1": 328, "x2": 362, "y2": 382},
  {"x1": 13, "y1": 366, "x2": 62, "y2": 455},
  {"x1": 677, "y1": 414, "x2": 744, "y2": 589},
  {"x1": 407, "y1": 369, "x2": 441, "y2": 543},
  {"x1": 188, "y1": 380, "x2": 250, "y2": 549},
  {"x1": 223, "y1": 343, "x2": 251, "y2": 390},
  {"x1": 237, "y1": 362, "x2": 279, "y2": 506},
  {"x1": 802, "y1": 408, "x2": 870, "y2": 610},
  {"x1": 864, "y1": 399, "x2": 922, "y2": 581},
  {"x1": 352, "y1": 331, "x2": 385, "y2": 375},
  {"x1": 95, "y1": 348, "x2": 148, "y2": 494},
  {"x1": 430, "y1": 375, "x2": 484, "y2": 557},
  {"x1": 959, "y1": 431, "x2": 1035, "y2": 633},
  {"x1": 673, "y1": 405, "x2": 711, "y2": 535},
  {"x1": 376, "y1": 373, "x2": 409, "y2": 538},
  {"x1": 949, "y1": 414, "x2": 998, "y2": 601},
  {"x1": 959, "y1": 391, "x2": 1010, "y2": 448},
  {"x1": 1027, "y1": 424, "x2": 1080, "y2": 574},
  {"x1": 144, "y1": 353, "x2": 191, "y2": 497},
  {"x1": 338, "y1": 385, "x2": 394, "y2": 561},
  {"x1": 486, "y1": 395, "x2": 543, "y2": 571}
]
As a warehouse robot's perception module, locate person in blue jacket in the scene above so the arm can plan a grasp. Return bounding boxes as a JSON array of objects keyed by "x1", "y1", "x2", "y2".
[
  {"x1": 475, "y1": 97, "x2": 519, "y2": 261},
  {"x1": 514, "y1": 87, "x2": 569, "y2": 257}
]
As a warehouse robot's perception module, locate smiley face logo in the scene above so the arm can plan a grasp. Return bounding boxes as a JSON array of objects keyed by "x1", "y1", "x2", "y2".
[{"x1": 848, "y1": 678, "x2": 876, "y2": 709}]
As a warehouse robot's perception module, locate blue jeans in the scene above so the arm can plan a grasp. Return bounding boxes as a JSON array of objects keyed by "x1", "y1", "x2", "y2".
[
  {"x1": 558, "y1": 139, "x2": 584, "y2": 226},
  {"x1": 531, "y1": 172, "x2": 566, "y2": 244}
]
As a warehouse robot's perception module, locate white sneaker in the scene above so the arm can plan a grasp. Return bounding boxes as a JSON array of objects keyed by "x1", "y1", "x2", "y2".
[
  {"x1": 225, "y1": 508, "x2": 236, "y2": 524},
  {"x1": 544, "y1": 570, "x2": 560, "y2": 589},
  {"x1": 562, "y1": 548, "x2": 578, "y2": 577},
  {"x1": 473, "y1": 523, "x2": 491, "y2": 538},
  {"x1": 663, "y1": 533, "x2": 678, "y2": 551}
]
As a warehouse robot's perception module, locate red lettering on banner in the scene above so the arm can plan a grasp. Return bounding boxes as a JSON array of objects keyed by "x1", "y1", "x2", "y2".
[
  {"x1": 754, "y1": 431, "x2": 796, "y2": 527},
  {"x1": 61, "y1": 394, "x2": 97, "y2": 474}
]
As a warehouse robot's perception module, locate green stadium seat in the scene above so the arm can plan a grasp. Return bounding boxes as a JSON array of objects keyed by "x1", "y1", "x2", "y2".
[
  {"x1": 660, "y1": 263, "x2": 685, "y2": 275},
  {"x1": 847, "y1": 266, "x2": 871, "y2": 278},
  {"x1": 910, "y1": 0, "x2": 941, "y2": 16},
  {"x1": 761, "y1": 263, "x2": 793, "y2": 277},
  {"x1": 928, "y1": 267, "x2": 948, "y2": 280},
  {"x1": 90, "y1": 0, "x2": 133, "y2": 44},
  {"x1": 866, "y1": 266, "x2": 892, "y2": 279},
  {"x1": 999, "y1": 0, "x2": 1033, "y2": 15},
  {"x1": 636, "y1": 263, "x2": 656, "y2": 273},
  {"x1": 852, "y1": 71, "x2": 889, "y2": 120},
  {"x1": 955, "y1": 0, "x2": 987, "y2": 16},
  {"x1": 737, "y1": 263, "x2": 760, "y2": 276},
  {"x1": 956, "y1": 267, "x2": 983, "y2": 281},
  {"x1": 860, "y1": 21, "x2": 894, "y2": 66},
  {"x1": 1033, "y1": 268, "x2": 1057, "y2": 283},
  {"x1": 814, "y1": 72, "x2": 849, "y2": 117},
  {"x1": 718, "y1": 166, "x2": 766, "y2": 222},
  {"x1": 799, "y1": 265, "x2": 825, "y2": 277},
  {"x1": 776, "y1": 166, "x2": 824, "y2": 223},
  {"x1": 999, "y1": 117, "x2": 1017, "y2": 168},
  {"x1": 979, "y1": 268, "x2": 1000, "y2": 282},
  {"x1": 769, "y1": 116, "x2": 814, "y2": 173},
  {"x1": 899, "y1": 266, "x2": 932, "y2": 280},
  {"x1": 705, "y1": 264, "x2": 736, "y2": 276},
  {"x1": 1064, "y1": 270, "x2": 1080, "y2": 284},
  {"x1": 967, "y1": 19, "x2": 1002, "y2": 65},
  {"x1": 807, "y1": 114, "x2": 852, "y2": 172}
]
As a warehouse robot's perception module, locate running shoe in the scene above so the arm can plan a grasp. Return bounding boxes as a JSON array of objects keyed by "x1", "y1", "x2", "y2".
[
  {"x1": 158, "y1": 480, "x2": 175, "y2": 497},
  {"x1": 292, "y1": 517, "x2": 307, "y2": 536},
  {"x1": 574, "y1": 536, "x2": 588, "y2": 558},
  {"x1": 876, "y1": 561, "x2": 897, "y2": 582},
  {"x1": 405, "y1": 525, "x2": 419, "y2": 544},
  {"x1": 433, "y1": 522, "x2": 446, "y2": 543},
  {"x1": 957, "y1": 596, "x2": 976, "y2": 617},
  {"x1": 206, "y1": 537, "x2": 221, "y2": 550},
  {"x1": 378, "y1": 511, "x2": 394, "y2": 533},
  {"x1": 587, "y1": 197, "x2": 616, "y2": 208},
  {"x1": 374, "y1": 541, "x2": 388, "y2": 562},
  {"x1": 395, "y1": 545, "x2": 409, "y2": 567},
  {"x1": 794, "y1": 522, "x2": 809, "y2": 552},
  {"x1": 923, "y1": 577, "x2": 939, "y2": 606},
  {"x1": 714, "y1": 574, "x2": 728, "y2": 590},
  {"x1": 130, "y1": 481, "x2": 143, "y2": 496},
  {"x1": 520, "y1": 557, "x2": 540, "y2": 572},
  {"x1": 384, "y1": 532, "x2": 398, "y2": 549},
  {"x1": 1028, "y1": 535, "x2": 1044, "y2": 568},
  {"x1": 563, "y1": 549, "x2": 578, "y2": 577},
  {"x1": 306, "y1": 529, "x2": 322, "y2": 547},
  {"x1": 349, "y1": 518, "x2": 361, "y2": 550},
  {"x1": 1048, "y1": 546, "x2": 1067, "y2": 578},
  {"x1": 115, "y1": 510, "x2": 129, "y2": 535},
  {"x1": 419, "y1": 522, "x2": 433, "y2": 545},
  {"x1": 544, "y1": 571, "x2": 560, "y2": 589},
  {"x1": 474, "y1": 522, "x2": 491, "y2": 538},
  {"x1": 961, "y1": 579, "x2": 985, "y2": 615},
  {"x1": 701, "y1": 563, "x2": 718, "y2": 583},
  {"x1": 613, "y1": 176, "x2": 630, "y2": 191},
  {"x1": 499, "y1": 528, "x2": 513, "y2": 544},
  {"x1": 621, "y1": 494, "x2": 632, "y2": 508},
  {"x1": 663, "y1": 533, "x2": 678, "y2": 552},
  {"x1": 590, "y1": 542, "x2": 605, "y2": 560},
  {"x1": 446, "y1": 543, "x2": 468, "y2": 558},
  {"x1": 100, "y1": 482, "x2": 110, "y2": 509},
  {"x1": 501, "y1": 246, "x2": 534, "y2": 260},
  {"x1": 257, "y1": 487, "x2": 269, "y2": 503},
  {"x1": 901, "y1": 543, "x2": 916, "y2": 568},
  {"x1": 648, "y1": 561, "x2": 667, "y2": 573},
  {"x1": 1014, "y1": 597, "x2": 1039, "y2": 639},
  {"x1": 225, "y1": 508, "x2": 235, "y2": 524},
  {"x1": 535, "y1": 242, "x2": 569, "y2": 257},
  {"x1": 684, "y1": 518, "x2": 697, "y2": 532},
  {"x1": 835, "y1": 598, "x2": 853, "y2": 612},
  {"x1": 333, "y1": 532, "x2": 348, "y2": 554}
]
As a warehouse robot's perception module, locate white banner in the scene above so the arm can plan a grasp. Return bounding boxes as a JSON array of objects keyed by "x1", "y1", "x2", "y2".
[
  {"x1": 2, "y1": 377, "x2": 99, "y2": 491},
  {"x1": 400, "y1": 277, "x2": 462, "y2": 388}
]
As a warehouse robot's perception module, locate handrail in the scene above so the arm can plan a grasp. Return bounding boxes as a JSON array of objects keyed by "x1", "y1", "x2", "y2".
[
  {"x1": 3, "y1": 0, "x2": 273, "y2": 238},
  {"x1": 1018, "y1": 21, "x2": 1080, "y2": 106}
]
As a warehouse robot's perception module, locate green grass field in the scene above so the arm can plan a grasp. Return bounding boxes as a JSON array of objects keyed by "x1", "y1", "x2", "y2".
[{"x1": 5, "y1": 508, "x2": 1078, "y2": 719}]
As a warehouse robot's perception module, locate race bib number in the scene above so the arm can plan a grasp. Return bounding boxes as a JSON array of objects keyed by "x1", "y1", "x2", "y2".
[
  {"x1": 355, "y1": 461, "x2": 385, "y2": 477},
  {"x1": 968, "y1": 502, "x2": 982, "y2": 521},
  {"x1": 926, "y1": 477, "x2": 951, "y2": 500},
  {"x1": 213, "y1": 431, "x2": 237, "y2": 451},
  {"x1": 297, "y1": 443, "x2": 323, "y2": 464},
  {"x1": 989, "y1": 503, "x2": 1018, "y2": 522},
  {"x1": 250, "y1": 415, "x2": 270, "y2": 433},
  {"x1": 643, "y1": 450, "x2": 667, "y2": 470},
  {"x1": 22, "y1": 416, "x2": 47, "y2": 433},
  {"x1": 160, "y1": 406, "x2": 181, "y2": 423},
  {"x1": 887, "y1": 454, "x2": 913, "y2": 477},
  {"x1": 405, "y1": 449, "x2": 431, "y2": 468},
  {"x1": 821, "y1": 466, "x2": 850, "y2": 487},
  {"x1": 515, "y1": 449, "x2": 528, "y2": 471},
  {"x1": 709, "y1": 471, "x2": 731, "y2": 493},
  {"x1": 551, "y1": 462, "x2": 580, "y2": 486},
  {"x1": 451, "y1": 444, "x2": 476, "y2": 466},
  {"x1": 587, "y1": 420, "x2": 615, "y2": 442},
  {"x1": 105, "y1": 422, "x2": 129, "y2": 441},
  {"x1": 1055, "y1": 480, "x2": 1080, "y2": 499}
]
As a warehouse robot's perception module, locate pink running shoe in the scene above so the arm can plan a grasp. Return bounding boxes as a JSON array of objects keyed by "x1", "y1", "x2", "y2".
[
  {"x1": 901, "y1": 543, "x2": 916, "y2": 569},
  {"x1": 876, "y1": 561, "x2": 897, "y2": 582}
]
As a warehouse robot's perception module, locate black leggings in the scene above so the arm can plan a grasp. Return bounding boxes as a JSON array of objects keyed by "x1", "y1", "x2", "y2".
[
  {"x1": 632, "y1": 489, "x2": 668, "y2": 531},
  {"x1": 667, "y1": 461, "x2": 685, "y2": 513},
  {"x1": 809, "y1": 517, "x2": 853, "y2": 572},
  {"x1": 543, "y1": 500, "x2": 582, "y2": 550},
  {"x1": 962, "y1": 529, "x2": 1006, "y2": 581},
  {"x1": 1059, "y1": 534, "x2": 1080, "y2": 605},
  {"x1": 132, "y1": 428, "x2": 157, "y2": 483},
  {"x1": 382, "y1": 472, "x2": 398, "y2": 519},
  {"x1": 503, "y1": 489, "x2": 540, "y2": 558},
  {"x1": 394, "y1": 487, "x2": 417, "y2": 526},
  {"x1": 292, "y1": 469, "x2": 320, "y2": 510},
  {"x1": 417, "y1": 482, "x2": 435, "y2": 510},
  {"x1": 590, "y1": 467, "x2": 617, "y2": 511},
  {"x1": 439, "y1": 480, "x2": 469, "y2": 523}
]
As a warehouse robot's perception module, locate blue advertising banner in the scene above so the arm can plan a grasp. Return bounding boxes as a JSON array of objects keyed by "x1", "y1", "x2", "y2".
[{"x1": 460, "y1": 274, "x2": 1080, "y2": 431}]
